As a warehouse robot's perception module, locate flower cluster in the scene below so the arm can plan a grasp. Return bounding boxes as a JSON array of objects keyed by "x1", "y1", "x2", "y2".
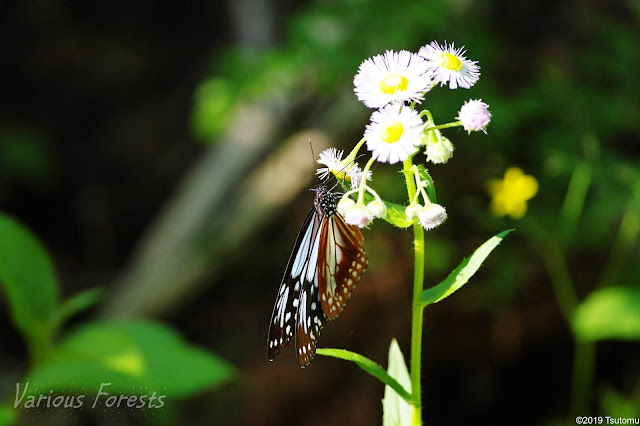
[
  {"x1": 353, "y1": 41, "x2": 488, "y2": 167},
  {"x1": 317, "y1": 41, "x2": 491, "y2": 231}
]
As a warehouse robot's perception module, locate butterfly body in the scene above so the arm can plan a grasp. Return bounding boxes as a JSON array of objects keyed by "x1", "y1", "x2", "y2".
[{"x1": 268, "y1": 185, "x2": 367, "y2": 367}]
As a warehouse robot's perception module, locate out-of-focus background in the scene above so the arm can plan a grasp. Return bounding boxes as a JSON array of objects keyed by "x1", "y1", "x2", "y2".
[{"x1": 1, "y1": 0, "x2": 639, "y2": 425}]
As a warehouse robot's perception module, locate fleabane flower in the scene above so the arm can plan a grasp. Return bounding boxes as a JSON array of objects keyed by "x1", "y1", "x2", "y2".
[
  {"x1": 346, "y1": 165, "x2": 372, "y2": 191},
  {"x1": 316, "y1": 148, "x2": 348, "y2": 180},
  {"x1": 418, "y1": 41, "x2": 480, "y2": 89},
  {"x1": 343, "y1": 203, "x2": 373, "y2": 228},
  {"x1": 316, "y1": 148, "x2": 370, "y2": 189},
  {"x1": 417, "y1": 203, "x2": 447, "y2": 230},
  {"x1": 457, "y1": 99, "x2": 491, "y2": 133},
  {"x1": 354, "y1": 50, "x2": 433, "y2": 108},
  {"x1": 364, "y1": 104, "x2": 424, "y2": 164}
]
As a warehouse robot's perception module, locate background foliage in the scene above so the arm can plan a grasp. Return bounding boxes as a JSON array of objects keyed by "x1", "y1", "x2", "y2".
[{"x1": 1, "y1": 0, "x2": 638, "y2": 425}]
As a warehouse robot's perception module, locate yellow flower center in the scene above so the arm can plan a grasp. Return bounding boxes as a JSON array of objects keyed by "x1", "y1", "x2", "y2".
[
  {"x1": 332, "y1": 169, "x2": 347, "y2": 180},
  {"x1": 379, "y1": 74, "x2": 409, "y2": 95},
  {"x1": 440, "y1": 52, "x2": 463, "y2": 71},
  {"x1": 381, "y1": 121, "x2": 404, "y2": 143}
]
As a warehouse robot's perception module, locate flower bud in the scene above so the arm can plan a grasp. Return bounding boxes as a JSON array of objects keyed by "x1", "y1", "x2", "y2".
[
  {"x1": 337, "y1": 197, "x2": 356, "y2": 216},
  {"x1": 417, "y1": 204, "x2": 447, "y2": 230},
  {"x1": 344, "y1": 204, "x2": 374, "y2": 228},
  {"x1": 367, "y1": 200, "x2": 387, "y2": 219},
  {"x1": 405, "y1": 203, "x2": 423, "y2": 220},
  {"x1": 425, "y1": 135, "x2": 454, "y2": 164},
  {"x1": 457, "y1": 99, "x2": 491, "y2": 133}
]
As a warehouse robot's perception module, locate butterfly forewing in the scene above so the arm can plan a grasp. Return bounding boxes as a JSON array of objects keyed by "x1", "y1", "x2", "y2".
[
  {"x1": 318, "y1": 213, "x2": 367, "y2": 320},
  {"x1": 268, "y1": 185, "x2": 367, "y2": 367},
  {"x1": 267, "y1": 208, "x2": 317, "y2": 361}
]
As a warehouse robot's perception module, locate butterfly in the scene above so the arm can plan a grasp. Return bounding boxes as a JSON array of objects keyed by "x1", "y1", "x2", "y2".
[{"x1": 267, "y1": 185, "x2": 368, "y2": 367}]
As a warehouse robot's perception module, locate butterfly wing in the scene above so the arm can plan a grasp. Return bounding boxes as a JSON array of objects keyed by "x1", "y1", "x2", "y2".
[
  {"x1": 268, "y1": 186, "x2": 367, "y2": 367},
  {"x1": 268, "y1": 207, "x2": 319, "y2": 361},
  {"x1": 318, "y1": 212, "x2": 367, "y2": 320},
  {"x1": 294, "y1": 266, "x2": 326, "y2": 367}
]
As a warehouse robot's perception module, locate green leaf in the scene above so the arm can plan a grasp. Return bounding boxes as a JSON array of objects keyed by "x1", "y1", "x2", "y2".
[
  {"x1": 0, "y1": 213, "x2": 60, "y2": 360},
  {"x1": 381, "y1": 200, "x2": 414, "y2": 228},
  {"x1": 22, "y1": 320, "x2": 235, "y2": 399},
  {"x1": 361, "y1": 193, "x2": 412, "y2": 229},
  {"x1": 572, "y1": 287, "x2": 640, "y2": 342},
  {"x1": 382, "y1": 339, "x2": 413, "y2": 426},
  {"x1": 0, "y1": 405, "x2": 16, "y2": 426},
  {"x1": 420, "y1": 230, "x2": 513, "y2": 306},
  {"x1": 56, "y1": 287, "x2": 103, "y2": 326},
  {"x1": 600, "y1": 387, "x2": 640, "y2": 418},
  {"x1": 416, "y1": 165, "x2": 437, "y2": 203},
  {"x1": 316, "y1": 348, "x2": 412, "y2": 404}
]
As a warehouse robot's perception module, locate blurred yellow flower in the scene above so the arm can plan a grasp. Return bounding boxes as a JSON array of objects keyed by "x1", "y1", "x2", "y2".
[{"x1": 487, "y1": 167, "x2": 538, "y2": 219}]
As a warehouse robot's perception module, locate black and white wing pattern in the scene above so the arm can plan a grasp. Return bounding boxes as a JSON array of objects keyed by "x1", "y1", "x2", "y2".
[
  {"x1": 268, "y1": 185, "x2": 367, "y2": 367},
  {"x1": 267, "y1": 203, "x2": 326, "y2": 366}
]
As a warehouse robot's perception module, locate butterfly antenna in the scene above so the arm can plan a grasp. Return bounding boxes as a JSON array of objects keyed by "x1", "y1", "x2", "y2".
[{"x1": 308, "y1": 139, "x2": 322, "y2": 191}]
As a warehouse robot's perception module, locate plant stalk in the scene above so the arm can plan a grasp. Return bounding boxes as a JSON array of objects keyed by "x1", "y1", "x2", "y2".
[
  {"x1": 410, "y1": 222, "x2": 425, "y2": 425},
  {"x1": 404, "y1": 157, "x2": 425, "y2": 425}
]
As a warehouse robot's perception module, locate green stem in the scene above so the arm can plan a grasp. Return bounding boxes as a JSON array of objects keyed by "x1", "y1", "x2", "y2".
[
  {"x1": 358, "y1": 157, "x2": 376, "y2": 204},
  {"x1": 539, "y1": 244, "x2": 578, "y2": 322},
  {"x1": 344, "y1": 137, "x2": 367, "y2": 166},
  {"x1": 423, "y1": 121, "x2": 462, "y2": 132},
  {"x1": 404, "y1": 158, "x2": 425, "y2": 425},
  {"x1": 559, "y1": 162, "x2": 591, "y2": 243},
  {"x1": 597, "y1": 189, "x2": 640, "y2": 288},
  {"x1": 570, "y1": 342, "x2": 595, "y2": 417},
  {"x1": 410, "y1": 222, "x2": 425, "y2": 425}
]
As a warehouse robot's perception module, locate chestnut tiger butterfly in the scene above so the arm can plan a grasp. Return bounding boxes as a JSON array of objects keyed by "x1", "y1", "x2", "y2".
[{"x1": 267, "y1": 184, "x2": 367, "y2": 367}]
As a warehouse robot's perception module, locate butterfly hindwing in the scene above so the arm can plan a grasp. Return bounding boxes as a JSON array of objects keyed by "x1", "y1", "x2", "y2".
[{"x1": 318, "y1": 212, "x2": 367, "y2": 320}]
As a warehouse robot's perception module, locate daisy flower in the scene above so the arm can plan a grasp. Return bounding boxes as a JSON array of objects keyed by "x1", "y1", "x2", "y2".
[
  {"x1": 364, "y1": 104, "x2": 424, "y2": 164},
  {"x1": 418, "y1": 41, "x2": 480, "y2": 89},
  {"x1": 316, "y1": 148, "x2": 371, "y2": 189},
  {"x1": 457, "y1": 99, "x2": 491, "y2": 133},
  {"x1": 354, "y1": 50, "x2": 433, "y2": 108}
]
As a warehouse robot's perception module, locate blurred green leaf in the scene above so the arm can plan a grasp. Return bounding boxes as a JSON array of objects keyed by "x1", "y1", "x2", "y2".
[
  {"x1": 56, "y1": 288, "x2": 103, "y2": 327},
  {"x1": 24, "y1": 320, "x2": 235, "y2": 398},
  {"x1": 0, "y1": 405, "x2": 16, "y2": 426},
  {"x1": 421, "y1": 230, "x2": 513, "y2": 306},
  {"x1": 382, "y1": 339, "x2": 413, "y2": 426},
  {"x1": 0, "y1": 132, "x2": 52, "y2": 183},
  {"x1": 572, "y1": 287, "x2": 640, "y2": 342},
  {"x1": 316, "y1": 348, "x2": 412, "y2": 404},
  {"x1": 190, "y1": 78, "x2": 237, "y2": 142},
  {"x1": 0, "y1": 213, "x2": 60, "y2": 361},
  {"x1": 600, "y1": 387, "x2": 640, "y2": 418}
]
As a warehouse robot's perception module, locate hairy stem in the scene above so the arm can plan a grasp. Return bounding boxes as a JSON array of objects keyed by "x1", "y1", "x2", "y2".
[{"x1": 404, "y1": 157, "x2": 425, "y2": 425}]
